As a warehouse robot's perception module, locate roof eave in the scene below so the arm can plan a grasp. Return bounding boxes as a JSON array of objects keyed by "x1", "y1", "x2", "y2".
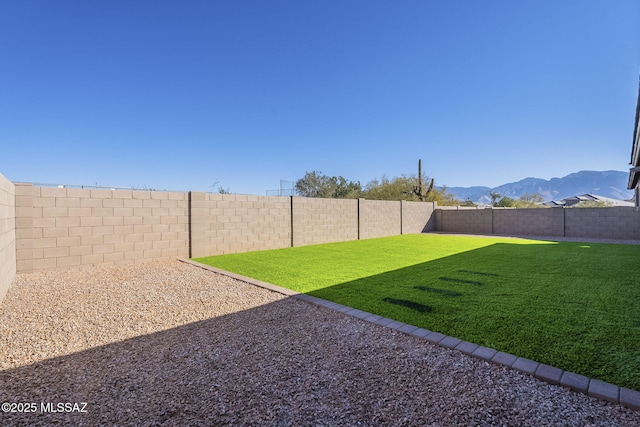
[
  {"x1": 631, "y1": 77, "x2": 640, "y2": 166},
  {"x1": 628, "y1": 166, "x2": 640, "y2": 190}
]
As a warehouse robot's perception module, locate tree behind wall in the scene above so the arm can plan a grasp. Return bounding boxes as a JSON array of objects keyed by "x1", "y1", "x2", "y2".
[
  {"x1": 491, "y1": 192, "x2": 545, "y2": 208},
  {"x1": 294, "y1": 169, "x2": 459, "y2": 204},
  {"x1": 362, "y1": 175, "x2": 458, "y2": 205},
  {"x1": 295, "y1": 171, "x2": 361, "y2": 198}
]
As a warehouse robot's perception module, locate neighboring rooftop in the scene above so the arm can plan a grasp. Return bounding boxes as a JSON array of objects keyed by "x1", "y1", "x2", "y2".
[{"x1": 543, "y1": 194, "x2": 635, "y2": 208}]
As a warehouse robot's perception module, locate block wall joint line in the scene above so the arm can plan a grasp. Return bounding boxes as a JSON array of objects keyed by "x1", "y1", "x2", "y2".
[
  {"x1": 289, "y1": 196, "x2": 294, "y2": 248},
  {"x1": 188, "y1": 191, "x2": 192, "y2": 258},
  {"x1": 400, "y1": 200, "x2": 403, "y2": 235},
  {"x1": 491, "y1": 208, "x2": 494, "y2": 234},
  {"x1": 357, "y1": 198, "x2": 361, "y2": 240}
]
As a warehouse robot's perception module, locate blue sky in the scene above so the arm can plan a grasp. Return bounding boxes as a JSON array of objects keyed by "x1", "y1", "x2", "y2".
[{"x1": 1, "y1": 1, "x2": 639, "y2": 195}]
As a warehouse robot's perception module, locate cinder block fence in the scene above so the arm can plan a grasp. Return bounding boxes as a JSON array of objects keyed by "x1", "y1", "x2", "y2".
[
  {"x1": 0, "y1": 173, "x2": 15, "y2": 302},
  {"x1": 2, "y1": 172, "x2": 640, "y2": 305},
  {"x1": 14, "y1": 184, "x2": 191, "y2": 272},
  {"x1": 435, "y1": 206, "x2": 640, "y2": 240},
  {"x1": 5, "y1": 181, "x2": 436, "y2": 278}
]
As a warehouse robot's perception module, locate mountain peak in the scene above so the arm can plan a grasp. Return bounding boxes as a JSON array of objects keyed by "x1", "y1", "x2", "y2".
[{"x1": 446, "y1": 171, "x2": 633, "y2": 204}]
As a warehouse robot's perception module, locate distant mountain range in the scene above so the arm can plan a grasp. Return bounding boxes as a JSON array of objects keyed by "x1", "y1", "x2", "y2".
[{"x1": 445, "y1": 171, "x2": 633, "y2": 205}]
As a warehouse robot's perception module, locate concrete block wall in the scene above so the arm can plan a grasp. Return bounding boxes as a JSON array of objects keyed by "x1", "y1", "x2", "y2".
[
  {"x1": 402, "y1": 200, "x2": 436, "y2": 234},
  {"x1": 190, "y1": 193, "x2": 291, "y2": 258},
  {"x1": 9, "y1": 178, "x2": 640, "y2": 278},
  {"x1": 359, "y1": 199, "x2": 401, "y2": 239},
  {"x1": 15, "y1": 184, "x2": 189, "y2": 272},
  {"x1": 565, "y1": 207, "x2": 640, "y2": 239},
  {"x1": 493, "y1": 208, "x2": 564, "y2": 237},
  {"x1": 436, "y1": 207, "x2": 493, "y2": 234},
  {"x1": 434, "y1": 206, "x2": 640, "y2": 240},
  {"x1": 7, "y1": 182, "x2": 435, "y2": 274},
  {"x1": 292, "y1": 197, "x2": 358, "y2": 246},
  {"x1": 14, "y1": 184, "x2": 34, "y2": 273},
  {"x1": 0, "y1": 173, "x2": 16, "y2": 303}
]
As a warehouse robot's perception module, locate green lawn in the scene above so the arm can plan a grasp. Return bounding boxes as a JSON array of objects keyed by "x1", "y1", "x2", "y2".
[{"x1": 194, "y1": 234, "x2": 640, "y2": 391}]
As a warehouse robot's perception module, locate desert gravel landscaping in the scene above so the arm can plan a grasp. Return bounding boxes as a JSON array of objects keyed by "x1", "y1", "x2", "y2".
[{"x1": 1, "y1": 260, "x2": 639, "y2": 426}]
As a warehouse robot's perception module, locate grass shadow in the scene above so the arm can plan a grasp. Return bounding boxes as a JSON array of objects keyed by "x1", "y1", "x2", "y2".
[
  {"x1": 302, "y1": 241, "x2": 640, "y2": 391},
  {"x1": 438, "y1": 277, "x2": 484, "y2": 286},
  {"x1": 383, "y1": 297, "x2": 433, "y2": 312},
  {"x1": 414, "y1": 286, "x2": 461, "y2": 297}
]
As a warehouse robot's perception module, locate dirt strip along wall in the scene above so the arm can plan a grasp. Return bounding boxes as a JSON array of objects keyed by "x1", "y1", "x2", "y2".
[
  {"x1": 435, "y1": 206, "x2": 640, "y2": 240},
  {"x1": 12, "y1": 183, "x2": 436, "y2": 273},
  {"x1": 0, "y1": 173, "x2": 16, "y2": 303}
]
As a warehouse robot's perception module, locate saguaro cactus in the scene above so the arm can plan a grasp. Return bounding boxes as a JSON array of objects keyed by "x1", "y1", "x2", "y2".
[{"x1": 413, "y1": 159, "x2": 434, "y2": 201}]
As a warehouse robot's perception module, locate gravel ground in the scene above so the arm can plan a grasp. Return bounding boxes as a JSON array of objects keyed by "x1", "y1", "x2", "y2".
[{"x1": 1, "y1": 260, "x2": 639, "y2": 426}]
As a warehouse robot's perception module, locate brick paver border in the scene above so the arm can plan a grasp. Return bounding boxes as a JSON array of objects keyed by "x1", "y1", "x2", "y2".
[{"x1": 180, "y1": 259, "x2": 640, "y2": 412}]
